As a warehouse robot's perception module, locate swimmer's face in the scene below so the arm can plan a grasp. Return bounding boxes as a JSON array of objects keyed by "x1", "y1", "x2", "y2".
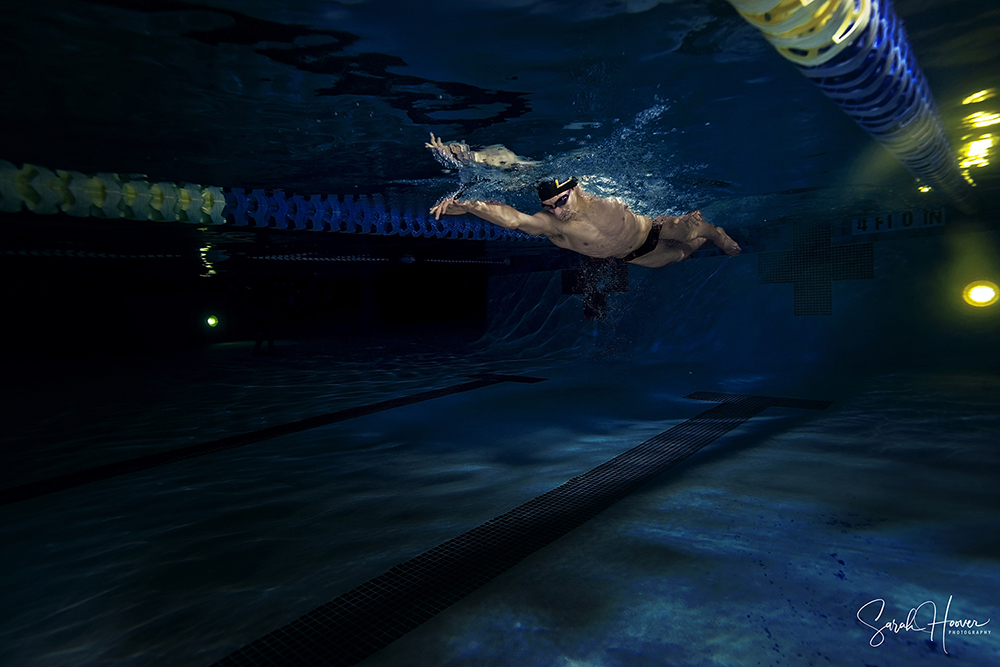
[{"x1": 541, "y1": 187, "x2": 574, "y2": 220}]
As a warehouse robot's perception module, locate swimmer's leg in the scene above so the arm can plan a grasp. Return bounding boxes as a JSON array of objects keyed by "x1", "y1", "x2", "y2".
[
  {"x1": 687, "y1": 210, "x2": 741, "y2": 256},
  {"x1": 629, "y1": 238, "x2": 707, "y2": 268},
  {"x1": 660, "y1": 211, "x2": 741, "y2": 256}
]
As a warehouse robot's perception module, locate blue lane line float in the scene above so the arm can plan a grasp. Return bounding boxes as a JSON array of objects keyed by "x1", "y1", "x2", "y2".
[
  {"x1": 0, "y1": 160, "x2": 541, "y2": 242},
  {"x1": 727, "y1": 0, "x2": 976, "y2": 211}
]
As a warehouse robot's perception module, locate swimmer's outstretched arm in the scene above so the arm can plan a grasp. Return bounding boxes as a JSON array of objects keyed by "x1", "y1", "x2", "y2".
[
  {"x1": 430, "y1": 198, "x2": 552, "y2": 236},
  {"x1": 425, "y1": 133, "x2": 537, "y2": 169}
]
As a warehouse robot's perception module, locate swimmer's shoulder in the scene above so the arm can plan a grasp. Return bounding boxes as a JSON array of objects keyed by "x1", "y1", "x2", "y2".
[{"x1": 587, "y1": 194, "x2": 640, "y2": 218}]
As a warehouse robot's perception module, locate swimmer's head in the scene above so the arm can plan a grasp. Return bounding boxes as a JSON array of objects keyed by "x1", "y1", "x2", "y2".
[{"x1": 537, "y1": 177, "x2": 577, "y2": 203}]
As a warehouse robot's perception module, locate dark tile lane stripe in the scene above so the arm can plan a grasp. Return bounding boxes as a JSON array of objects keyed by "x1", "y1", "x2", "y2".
[
  {"x1": 211, "y1": 392, "x2": 832, "y2": 667},
  {"x1": 0, "y1": 373, "x2": 547, "y2": 507}
]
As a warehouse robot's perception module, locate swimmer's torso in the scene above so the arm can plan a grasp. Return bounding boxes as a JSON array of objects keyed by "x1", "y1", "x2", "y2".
[{"x1": 542, "y1": 193, "x2": 652, "y2": 259}]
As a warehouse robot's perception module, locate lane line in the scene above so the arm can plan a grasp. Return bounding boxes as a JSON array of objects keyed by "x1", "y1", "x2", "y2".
[
  {"x1": 212, "y1": 392, "x2": 832, "y2": 667},
  {"x1": 0, "y1": 373, "x2": 547, "y2": 506}
]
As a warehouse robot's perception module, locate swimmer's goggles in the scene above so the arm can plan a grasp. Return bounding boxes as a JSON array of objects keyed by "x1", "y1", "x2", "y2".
[{"x1": 541, "y1": 191, "x2": 571, "y2": 210}]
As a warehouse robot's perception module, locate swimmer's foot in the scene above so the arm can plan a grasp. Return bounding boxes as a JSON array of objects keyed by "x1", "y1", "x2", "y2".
[{"x1": 716, "y1": 227, "x2": 741, "y2": 256}]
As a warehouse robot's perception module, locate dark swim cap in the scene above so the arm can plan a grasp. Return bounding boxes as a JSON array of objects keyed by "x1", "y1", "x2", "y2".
[{"x1": 537, "y1": 177, "x2": 577, "y2": 201}]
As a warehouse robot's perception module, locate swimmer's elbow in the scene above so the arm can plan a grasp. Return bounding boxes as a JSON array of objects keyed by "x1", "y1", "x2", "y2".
[
  {"x1": 517, "y1": 213, "x2": 551, "y2": 235},
  {"x1": 486, "y1": 212, "x2": 526, "y2": 231},
  {"x1": 504, "y1": 219, "x2": 542, "y2": 235},
  {"x1": 510, "y1": 214, "x2": 540, "y2": 232},
  {"x1": 491, "y1": 209, "x2": 535, "y2": 232}
]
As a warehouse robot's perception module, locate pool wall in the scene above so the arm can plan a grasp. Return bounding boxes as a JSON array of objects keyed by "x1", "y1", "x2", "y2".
[{"x1": 483, "y1": 224, "x2": 1000, "y2": 372}]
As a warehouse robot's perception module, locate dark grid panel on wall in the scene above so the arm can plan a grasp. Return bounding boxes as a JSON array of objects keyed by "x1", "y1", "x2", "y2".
[
  {"x1": 832, "y1": 243, "x2": 874, "y2": 280},
  {"x1": 758, "y1": 223, "x2": 874, "y2": 316}
]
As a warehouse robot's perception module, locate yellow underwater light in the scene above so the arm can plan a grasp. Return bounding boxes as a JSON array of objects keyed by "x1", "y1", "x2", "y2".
[
  {"x1": 963, "y1": 89, "x2": 997, "y2": 105},
  {"x1": 962, "y1": 281, "x2": 999, "y2": 307},
  {"x1": 206, "y1": 315, "x2": 220, "y2": 327}
]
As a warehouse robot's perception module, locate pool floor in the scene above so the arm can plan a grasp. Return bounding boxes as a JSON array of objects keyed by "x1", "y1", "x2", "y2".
[{"x1": 1, "y1": 341, "x2": 997, "y2": 667}]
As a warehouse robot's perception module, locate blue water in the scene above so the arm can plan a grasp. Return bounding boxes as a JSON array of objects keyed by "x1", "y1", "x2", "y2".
[{"x1": 3, "y1": 0, "x2": 1000, "y2": 665}]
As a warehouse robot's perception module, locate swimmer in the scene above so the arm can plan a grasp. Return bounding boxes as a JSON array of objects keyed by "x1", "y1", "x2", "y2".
[{"x1": 426, "y1": 135, "x2": 740, "y2": 268}]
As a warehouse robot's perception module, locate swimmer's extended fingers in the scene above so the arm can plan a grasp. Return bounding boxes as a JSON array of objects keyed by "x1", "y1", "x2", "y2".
[
  {"x1": 429, "y1": 197, "x2": 456, "y2": 220},
  {"x1": 426, "y1": 133, "x2": 470, "y2": 168},
  {"x1": 430, "y1": 199, "x2": 455, "y2": 221},
  {"x1": 426, "y1": 133, "x2": 469, "y2": 156},
  {"x1": 435, "y1": 135, "x2": 461, "y2": 154},
  {"x1": 425, "y1": 132, "x2": 446, "y2": 149}
]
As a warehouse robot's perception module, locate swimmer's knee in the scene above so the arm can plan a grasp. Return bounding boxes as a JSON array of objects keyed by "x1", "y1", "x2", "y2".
[{"x1": 660, "y1": 246, "x2": 686, "y2": 265}]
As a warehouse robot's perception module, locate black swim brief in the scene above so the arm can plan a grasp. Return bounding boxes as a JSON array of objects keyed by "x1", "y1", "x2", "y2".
[{"x1": 620, "y1": 222, "x2": 662, "y2": 263}]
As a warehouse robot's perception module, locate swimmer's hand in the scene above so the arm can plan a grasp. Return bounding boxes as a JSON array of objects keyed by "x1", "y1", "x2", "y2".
[
  {"x1": 429, "y1": 197, "x2": 468, "y2": 220},
  {"x1": 425, "y1": 132, "x2": 476, "y2": 168}
]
